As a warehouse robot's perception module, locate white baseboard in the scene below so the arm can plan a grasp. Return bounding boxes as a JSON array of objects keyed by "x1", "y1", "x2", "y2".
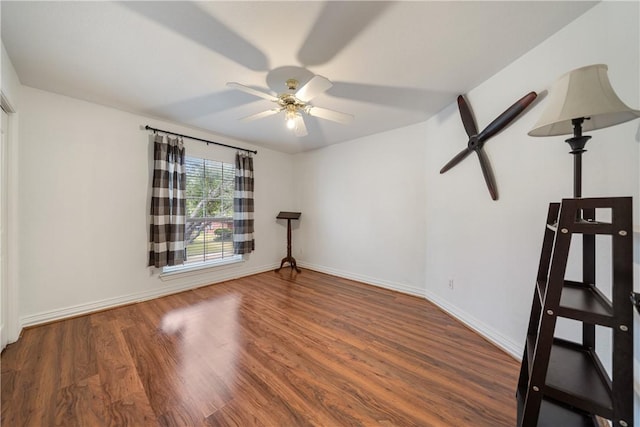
[
  {"x1": 2, "y1": 320, "x2": 23, "y2": 347},
  {"x1": 423, "y1": 288, "x2": 523, "y2": 359},
  {"x1": 20, "y1": 263, "x2": 279, "y2": 328},
  {"x1": 0, "y1": 323, "x2": 5, "y2": 351},
  {"x1": 299, "y1": 262, "x2": 424, "y2": 297}
]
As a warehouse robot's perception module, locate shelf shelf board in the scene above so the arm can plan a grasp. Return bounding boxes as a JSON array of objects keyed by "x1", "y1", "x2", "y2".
[
  {"x1": 535, "y1": 280, "x2": 614, "y2": 326},
  {"x1": 558, "y1": 281, "x2": 614, "y2": 326},
  {"x1": 516, "y1": 389, "x2": 598, "y2": 427},
  {"x1": 546, "y1": 218, "x2": 616, "y2": 236},
  {"x1": 538, "y1": 399, "x2": 598, "y2": 427},
  {"x1": 545, "y1": 339, "x2": 612, "y2": 418},
  {"x1": 569, "y1": 219, "x2": 614, "y2": 235}
]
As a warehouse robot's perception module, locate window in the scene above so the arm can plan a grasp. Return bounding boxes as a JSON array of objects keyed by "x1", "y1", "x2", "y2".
[{"x1": 163, "y1": 156, "x2": 240, "y2": 273}]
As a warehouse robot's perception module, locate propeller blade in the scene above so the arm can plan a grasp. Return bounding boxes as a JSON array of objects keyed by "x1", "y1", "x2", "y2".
[
  {"x1": 307, "y1": 106, "x2": 353, "y2": 124},
  {"x1": 477, "y1": 91, "x2": 537, "y2": 142},
  {"x1": 476, "y1": 149, "x2": 498, "y2": 200},
  {"x1": 439, "y1": 147, "x2": 473, "y2": 174},
  {"x1": 294, "y1": 114, "x2": 308, "y2": 137},
  {"x1": 296, "y1": 75, "x2": 333, "y2": 102},
  {"x1": 240, "y1": 108, "x2": 281, "y2": 122},
  {"x1": 226, "y1": 82, "x2": 279, "y2": 102},
  {"x1": 457, "y1": 95, "x2": 478, "y2": 137}
]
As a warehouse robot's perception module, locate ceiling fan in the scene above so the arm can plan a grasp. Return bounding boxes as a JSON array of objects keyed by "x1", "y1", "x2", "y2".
[
  {"x1": 226, "y1": 76, "x2": 354, "y2": 137},
  {"x1": 440, "y1": 91, "x2": 538, "y2": 200}
]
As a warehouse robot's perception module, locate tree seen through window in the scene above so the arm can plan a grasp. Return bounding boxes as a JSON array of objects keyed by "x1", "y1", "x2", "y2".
[{"x1": 184, "y1": 156, "x2": 235, "y2": 264}]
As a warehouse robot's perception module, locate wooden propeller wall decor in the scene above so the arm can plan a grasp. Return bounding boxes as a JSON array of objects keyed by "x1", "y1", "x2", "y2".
[{"x1": 440, "y1": 91, "x2": 537, "y2": 200}]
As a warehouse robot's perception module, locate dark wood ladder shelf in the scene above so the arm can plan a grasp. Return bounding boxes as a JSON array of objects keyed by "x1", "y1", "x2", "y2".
[{"x1": 517, "y1": 197, "x2": 633, "y2": 426}]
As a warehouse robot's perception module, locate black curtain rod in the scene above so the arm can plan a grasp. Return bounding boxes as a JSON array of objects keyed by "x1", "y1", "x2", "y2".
[{"x1": 144, "y1": 125, "x2": 257, "y2": 154}]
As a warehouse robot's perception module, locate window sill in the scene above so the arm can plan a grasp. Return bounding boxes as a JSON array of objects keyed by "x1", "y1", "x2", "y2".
[{"x1": 159, "y1": 256, "x2": 244, "y2": 281}]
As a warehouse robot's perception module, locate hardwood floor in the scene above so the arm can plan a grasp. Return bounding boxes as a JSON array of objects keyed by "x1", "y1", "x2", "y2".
[{"x1": 1, "y1": 270, "x2": 520, "y2": 426}]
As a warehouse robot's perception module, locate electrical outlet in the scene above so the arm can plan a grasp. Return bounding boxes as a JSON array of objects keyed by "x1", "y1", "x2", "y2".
[{"x1": 448, "y1": 279, "x2": 454, "y2": 290}]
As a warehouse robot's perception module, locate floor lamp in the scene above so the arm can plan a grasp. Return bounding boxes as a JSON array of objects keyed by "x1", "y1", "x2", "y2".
[
  {"x1": 527, "y1": 64, "x2": 639, "y2": 198},
  {"x1": 528, "y1": 64, "x2": 640, "y2": 313}
]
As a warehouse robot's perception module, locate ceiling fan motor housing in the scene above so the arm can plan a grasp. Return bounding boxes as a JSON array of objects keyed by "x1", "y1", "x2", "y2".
[{"x1": 285, "y1": 78, "x2": 299, "y2": 91}]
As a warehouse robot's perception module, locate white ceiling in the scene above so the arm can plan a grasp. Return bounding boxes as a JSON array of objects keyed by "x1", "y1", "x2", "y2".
[{"x1": 2, "y1": 1, "x2": 597, "y2": 153}]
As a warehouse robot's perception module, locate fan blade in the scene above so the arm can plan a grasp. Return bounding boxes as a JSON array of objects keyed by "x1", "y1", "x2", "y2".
[
  {"x1": 476, "y1": 149, "x2": 498, "y2": 200},
  {"x1": 457, "y1": 95, "x2": 478, "y2": 137},
  {"x1": 226, "y1": 82, "x2": 279, "y2": 102},
  {"x1": 294, "y1": 115, "x2": 308, "y2": 137},
  {"x1": 295, "y1": 75, "x2": 333, "y2": 102},
  {"x1": 439, "y1": 147, "x2": 473, "y2": 174},
  {"x1": 241, "y1": 108, "x2": 281, "y2": 121},
  {"x1": 297, "y1": 2, "x2": 391, "y2": 66},
  {"x1": 477, "y1": 91, "x2": 537, "y2": 142},
  {"x1": 307, "y1": 106, "x2": 353, "y2": 124}
]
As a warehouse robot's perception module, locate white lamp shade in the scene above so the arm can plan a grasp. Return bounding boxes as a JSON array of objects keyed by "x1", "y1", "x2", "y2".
[{"x1": 528, "y1": 64, "x2": 640, "y2": 137}]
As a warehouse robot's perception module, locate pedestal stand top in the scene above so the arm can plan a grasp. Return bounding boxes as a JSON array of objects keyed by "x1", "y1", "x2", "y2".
[{"x1": 277, "y1": 212, "x2": 301, "y2": 220}]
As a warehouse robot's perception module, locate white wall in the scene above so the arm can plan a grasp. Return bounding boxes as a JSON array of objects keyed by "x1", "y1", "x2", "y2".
[
  {"x1": 17, "y1": 86, "x2": 294, "y2": 325},
  {"x1": 293, "y1": 123, "x2": 427, "y2": 296}
]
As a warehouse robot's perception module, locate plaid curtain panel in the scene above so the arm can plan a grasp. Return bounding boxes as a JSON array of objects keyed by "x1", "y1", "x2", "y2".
[
  {"x1": 148, "y1": 134, "x2": 186, "y2": 267},
  {"x1": 233, "y1": 153, "x2": 255, "y2": 254}
]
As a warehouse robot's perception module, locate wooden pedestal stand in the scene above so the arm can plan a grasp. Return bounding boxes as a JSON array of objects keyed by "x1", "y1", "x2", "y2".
[{"x1": 275, "y1": 211, "x2": 301, "y2": 273}]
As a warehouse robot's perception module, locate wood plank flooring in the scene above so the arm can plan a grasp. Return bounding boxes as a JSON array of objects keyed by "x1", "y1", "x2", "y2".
[{"x1": 1, "y1": 269, "x2": 520, "y2": 426}]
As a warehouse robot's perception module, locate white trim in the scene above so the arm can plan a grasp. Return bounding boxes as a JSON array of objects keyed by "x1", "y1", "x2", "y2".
[
  {"x1": 299, "y1": 261, "x2": 424, "y2": 297},
  {"x1": 0, "y1": 93, "x2": 20, "y2": 346},
  {"x1": 1, "y1": 92, "x2": 16, "y2": 114},
  {"x1": 160, "y1": 255, "x2": 243, "y2": 280},
  {"x1": 20, "y1": 263, "x2": 279, "y2": 327},
  {"x1": 423, "y1": 288, "x2": 523, "y2": 359},
  {"x1": 0, "y1": 107, "x2": 7, "y2": 350}
]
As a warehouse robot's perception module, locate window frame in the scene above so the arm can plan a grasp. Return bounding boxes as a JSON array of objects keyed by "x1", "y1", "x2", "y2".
[{"x1": 161, "y1": 155, "x2": 242, "y2": 276}]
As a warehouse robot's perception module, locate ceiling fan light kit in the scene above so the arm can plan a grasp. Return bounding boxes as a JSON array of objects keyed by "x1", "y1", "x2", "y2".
[
  {"x1": 226, "y1": 75, "x2": 354, "y2": 136},
  {"x1": 285, "y1": 105, "x2": 297, "y2": 129}
]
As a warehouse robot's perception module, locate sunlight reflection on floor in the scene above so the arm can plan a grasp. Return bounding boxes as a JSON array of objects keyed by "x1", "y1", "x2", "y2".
[{"x1": 160, "y1": 293, "x2": 242, "y2": 418}]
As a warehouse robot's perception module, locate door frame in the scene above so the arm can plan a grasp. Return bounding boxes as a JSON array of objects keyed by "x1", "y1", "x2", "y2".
[{"x1": 1, "y1": 91, "x2": 19, "y2": 349}]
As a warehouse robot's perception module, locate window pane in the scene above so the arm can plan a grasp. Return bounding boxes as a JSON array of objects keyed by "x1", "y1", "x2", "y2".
[
  {"x1": 182, "y1": 156, "x2": 235, "y2": 267},
  {"x1": 185, "y1": 158, "x2": 204, "y2": 199}
]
